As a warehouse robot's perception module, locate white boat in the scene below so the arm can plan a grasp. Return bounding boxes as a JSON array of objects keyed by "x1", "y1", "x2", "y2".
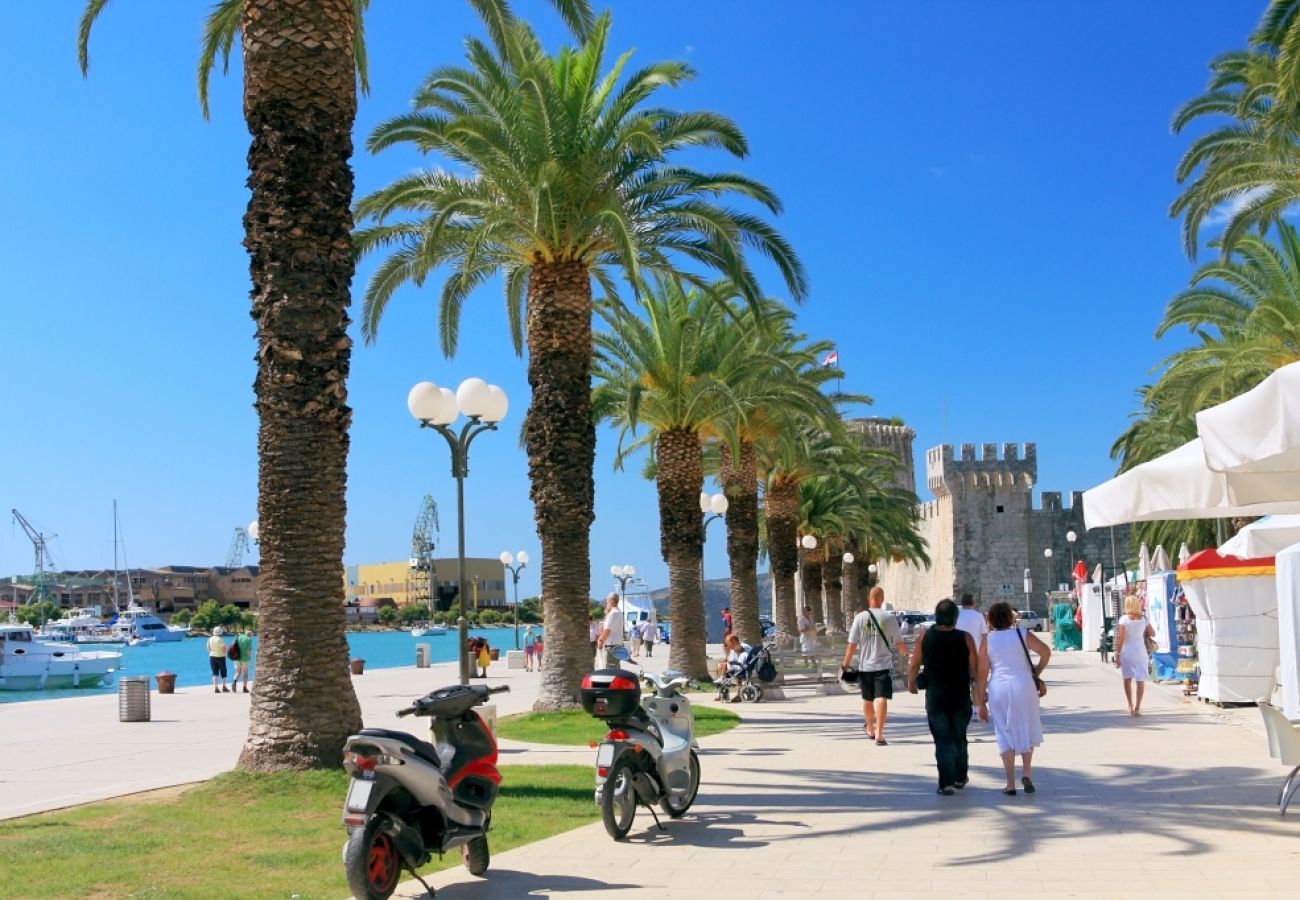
[
  {"x1": 0, "y1": 623, "x2": 122, "y2": 690},
  {"x1": 111, "y1": 604, "x2": 187, "y2": 643},
  {"x1": 127, "y1": 636, "x2": 155, "y2": 647},
  {"x1": 39, "y1": 606, "x2": 122, "y2": 644},
  {"x1": 410, "y1": 624, "x2": 448, "y2": 637}
]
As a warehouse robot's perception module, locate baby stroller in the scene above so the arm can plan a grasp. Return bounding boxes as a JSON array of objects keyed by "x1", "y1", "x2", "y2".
[{"x1": 716, "y1": 642, "x2": 779, "y2": 703}]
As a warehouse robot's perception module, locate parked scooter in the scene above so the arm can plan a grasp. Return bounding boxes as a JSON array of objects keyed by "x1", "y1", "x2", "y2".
[
  {"x1": 581, "y1": 649, "x2": 701, "y2": 839},
  {"x1": 341, "y1": 683, "x2": 509, "y2": 899}
]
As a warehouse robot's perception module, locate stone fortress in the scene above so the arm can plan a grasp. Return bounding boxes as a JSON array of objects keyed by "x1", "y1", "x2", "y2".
[{"x1": 847, "y1": 418, "x2": 1130, "y2": 614}]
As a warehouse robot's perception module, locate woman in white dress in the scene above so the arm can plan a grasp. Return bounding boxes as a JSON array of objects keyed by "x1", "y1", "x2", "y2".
[
  {"x1": 1114, "y1": 594, "x2": 1154, "y2": 716},
  {"x1": 978, "y1": 601, "x2": 1052, "y2": 795}
]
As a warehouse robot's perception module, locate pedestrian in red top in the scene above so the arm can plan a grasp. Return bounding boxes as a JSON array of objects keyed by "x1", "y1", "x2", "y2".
[{"x1": 721, "y1": 607, "x2": 733, "y2": 639}]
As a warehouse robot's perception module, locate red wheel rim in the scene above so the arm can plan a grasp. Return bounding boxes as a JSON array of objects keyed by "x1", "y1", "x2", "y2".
[{"x1": 368, "y1": 831, "x2": 399, "y2": 893}]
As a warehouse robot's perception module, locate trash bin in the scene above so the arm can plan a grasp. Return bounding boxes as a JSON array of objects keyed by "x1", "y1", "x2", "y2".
[
  {"x1": 489, "y1": 648, "x2": 500, "y2": 661},
  {"x1": 155, "y1": 671, "x2": 177, "y2": 694},
  {"x1": 415, "y1": 644, "x2": 430, "y2": 668},
  {"x1": 350, "y1": 658, "x2": 366, "y2": 675},
  {"x1": 118, "y1": 676, "x2": 151, "y2": 722}
]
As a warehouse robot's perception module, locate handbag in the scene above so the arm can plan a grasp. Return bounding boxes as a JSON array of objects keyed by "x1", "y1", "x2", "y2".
[
  {"x1": 1142, "y1": 617, "x2": 1157, "y2": 654},
  {"x1": 1014, "y1": 627, "x2": 1047, "y2": 698}
]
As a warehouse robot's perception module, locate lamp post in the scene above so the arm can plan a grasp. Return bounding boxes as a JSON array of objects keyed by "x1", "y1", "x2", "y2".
[
  {"x1": 500, "y1": 550, "x2": 529, "y2": 649},
  {"x1": 841, "y1": 551, "x2": 855, "y2": 630},
  {"x1": 867, "y1": 562, "x2": 878, "y2": 587},
  {"x1": 611, "y1": 565, "x2": 636, "y2": 623},
  {"x1": 798, "y1": 534, "x2": 816, "y2": 610},
  {"x1": 1023, "y1": 567, "x2": 1033, "y2": 614},
  {"x1": 700, "y1": 491, "x2": 728, "y2": 612},
  {"x1": 408, "y1": 377, "x2": 508, "y2": 686},
  {"x1": 1043, "y1": 547, "x2": 1055, "y2": 597}
]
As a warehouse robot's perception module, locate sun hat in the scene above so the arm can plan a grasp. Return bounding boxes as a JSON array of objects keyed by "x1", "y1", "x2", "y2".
[{"x1": 213, "y1": 626, "x2": 225, "y2": 636}]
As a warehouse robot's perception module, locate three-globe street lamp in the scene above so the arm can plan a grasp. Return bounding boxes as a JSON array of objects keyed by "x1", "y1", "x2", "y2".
[
  {"x1": 797, "y1": 534, "x2": 817, "y2": 610},
  {"x1": 408, "y1": 377, "x2": 508, "y2": 686},
  {"x1": 500, "y1": 551, "x2": 529, "y2": 649},
  {"x1": 611, "y1": 565, "x2": 636, "y2": 622}
]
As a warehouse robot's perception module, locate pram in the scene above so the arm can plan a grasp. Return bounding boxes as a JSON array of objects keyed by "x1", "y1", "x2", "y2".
[{"x1": 716, "y1": 642, "x2": 779, "y2": 703}]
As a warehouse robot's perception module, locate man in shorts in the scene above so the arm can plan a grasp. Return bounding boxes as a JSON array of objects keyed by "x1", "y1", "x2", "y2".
[
  {"x1": 842, "y1": 586, "x2": 908, "y2": 745},
  {"x1": 208, "y1": 626, "x2": 231, "y2": 694}
]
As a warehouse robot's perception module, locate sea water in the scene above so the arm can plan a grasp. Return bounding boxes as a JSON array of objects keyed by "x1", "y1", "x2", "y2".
[{"x1": 0, "y1": 627, "x2": 536, "y2": 705}]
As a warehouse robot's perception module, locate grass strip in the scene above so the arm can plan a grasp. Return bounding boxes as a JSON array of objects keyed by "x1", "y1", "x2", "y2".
[
  {"x1": 496, "y1": 705, "x2": 740, "y2": 745},
  {"x1": 0, "y1": 765, "x2": 595, "y2": 900}
]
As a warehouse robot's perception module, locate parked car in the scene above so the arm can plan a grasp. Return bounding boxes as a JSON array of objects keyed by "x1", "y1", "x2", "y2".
[
  {"x1": 897, "y1": 611, "x2": 934, "y2": 637},
  {"x1": 758, "y1": 616, "x2": 776, "y2": 639},
  {"x1": 1016, "y1": 610, "x2": 1045, "y2": 632}
]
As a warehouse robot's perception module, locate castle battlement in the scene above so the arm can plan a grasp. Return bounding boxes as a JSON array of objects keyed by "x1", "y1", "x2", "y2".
[
  {"x1": 925, "y1": 441, "x2": 1037, "y2": 495},
  {"x1": 846, "y1": 417, "x2": 916, "y2": 492}
]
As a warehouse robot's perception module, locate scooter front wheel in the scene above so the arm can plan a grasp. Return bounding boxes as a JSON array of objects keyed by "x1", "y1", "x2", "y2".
[
  {"x1": 660, "y1": 749, "x2": 701, "y2": 818},
  {"x1": 601, "y1": 755, "x2": 638, "y2": 839},
  {"x1": 344, "y1": 815, "x2": 403, "y2": 900},
  {"x1": 462, "y1": 834, "x2": 490, "y2": 876}
]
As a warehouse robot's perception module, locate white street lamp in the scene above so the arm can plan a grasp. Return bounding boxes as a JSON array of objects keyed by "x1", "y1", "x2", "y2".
[
  {"x1": 612, "y1": 564, "x2": 636, "y2": 620},
  {"x1": 409, "y1": 377, "x2": 508, "y2": 685},
  {"x1": 247, "y1": 520, "x2": 259, "y2": 543},
  {"x1": 800, "y1": 534, "x2": 817, "y2": 550},
  {"x1": 843, "y1": 552, "x2": 854, "y2": 564},
  {"x1": 500, "y1": 550, "x2": 529, "y2": 648}
]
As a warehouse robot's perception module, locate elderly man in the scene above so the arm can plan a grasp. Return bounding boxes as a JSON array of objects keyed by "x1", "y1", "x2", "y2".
[
  {"x1": 595, "y1": 593, "x2": 625, "y2": 669},
  {"x1": 842, "y1": 586, "x2": 909, "y2": 745}
]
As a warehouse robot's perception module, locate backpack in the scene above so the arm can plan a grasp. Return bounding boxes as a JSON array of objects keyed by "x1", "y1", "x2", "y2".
[
  {"x1": 755, "y1": 650, "x2": 777, "y2": 683},
  {"x1": 227, "y1": 639, "x2": 240, "y2": 661}
]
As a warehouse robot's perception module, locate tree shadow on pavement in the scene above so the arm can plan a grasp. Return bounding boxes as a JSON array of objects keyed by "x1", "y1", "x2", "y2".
[{"x1": 407, "y1": 871, "x2": 639, "y2": 898}]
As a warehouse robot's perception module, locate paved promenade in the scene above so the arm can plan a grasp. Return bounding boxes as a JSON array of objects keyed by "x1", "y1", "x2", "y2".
[{"x1": 3, "y1": 641, "x2": 1299, "y2": 897}]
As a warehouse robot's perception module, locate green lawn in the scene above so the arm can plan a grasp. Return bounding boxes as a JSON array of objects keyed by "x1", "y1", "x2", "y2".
[
  {"x1": 496, "y1": 705, "x2": 741, "y2": 745},
  {"x1": 0, "y1": 765, "x2": 596, "y2": 900}
]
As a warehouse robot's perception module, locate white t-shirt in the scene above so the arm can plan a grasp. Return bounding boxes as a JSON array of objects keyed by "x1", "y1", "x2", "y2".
[
  {"x1": 588, "y1": 621, "x2": 601, "y2": 641},
  {"x1": 956, "y1": 608, "x2": 988, "y2": 645},
  {"x1": 846, "y1": 608, "x2": 902, "y2": 671},
  {"x1": 726, "y1": 642, "x2": 752, "y2": 672},
  {"x1": 797, "y1": 614, "x2": 815, "y2": 634},
  {"x1": 640, "y1": 621, "x2": 657, "y2": 641},
  {"x1": 602, "y1": 608, "x2": 625, "y2": 645}
]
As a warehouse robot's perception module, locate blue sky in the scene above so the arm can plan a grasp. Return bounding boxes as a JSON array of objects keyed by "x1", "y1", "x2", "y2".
[{"x1": 0, "y1": 1, "x2": 1262, "y2": 600}]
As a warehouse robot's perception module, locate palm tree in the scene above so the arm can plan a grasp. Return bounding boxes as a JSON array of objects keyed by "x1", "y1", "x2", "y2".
[
  {"x1": 593, "y1": 279, "x2": 786, "y2": 679},
  {"x1": 354, "y1": 15, "x2": 804, "y2": 704},
  {"x1": 78, "y1": 0, "x2": 593, "y2": 767}
]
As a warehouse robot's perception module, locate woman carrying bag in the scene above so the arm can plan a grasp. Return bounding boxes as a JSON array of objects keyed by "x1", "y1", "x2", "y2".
[
  {"x1": 1115, "y1": 594, "x2": 1155, "y2": 716},
  {"x1": 978, "y1": 601, "x2": 1051, "y2": 796}
]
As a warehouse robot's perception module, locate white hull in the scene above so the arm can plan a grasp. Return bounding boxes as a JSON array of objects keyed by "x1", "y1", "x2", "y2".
[{"x1": 0, "y1": 626, "x2": 122, "y2": 691}]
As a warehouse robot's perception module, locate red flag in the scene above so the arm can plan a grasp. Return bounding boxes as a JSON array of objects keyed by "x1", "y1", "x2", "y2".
[{"x1": 821, "y1": 350, "x2": 839, "y2": 368}]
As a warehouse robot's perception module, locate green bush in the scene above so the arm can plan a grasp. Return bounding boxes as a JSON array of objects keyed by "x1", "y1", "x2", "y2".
[
  {"x1": 171, "y1": 609, "x2": 193, "y2": 627},
  {"x1": 188, "y1": 599, "x2": 255, "y2": 633},
  {"x1": 377, "y1": 604, "x2": 399, "y2": 625},
  {"x1": 398, "y1": 604, "x2": 427, "y2": 624},
  {"x1": 478, "y1": 609, "x2": 500, "y2": 625},
  {"x1": 15, "y1": 600, "x2": 61, "y2": 627}
]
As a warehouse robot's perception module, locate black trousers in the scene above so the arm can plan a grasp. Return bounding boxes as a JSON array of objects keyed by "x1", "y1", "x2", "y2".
[{"x1": 925, "y1": 689, "x2": 972, "y2": 789}]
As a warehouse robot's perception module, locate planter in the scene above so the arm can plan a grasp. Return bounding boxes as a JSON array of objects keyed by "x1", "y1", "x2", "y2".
[
  {"x1": 489, "y1": 649, "x2": 500, "y2": 661},
  {"x1": 155, "y1": 672, "x2": 177, "y2": 694},
  {"x1": 349, "y1": 658, "x2": 365, "y2": 675}
]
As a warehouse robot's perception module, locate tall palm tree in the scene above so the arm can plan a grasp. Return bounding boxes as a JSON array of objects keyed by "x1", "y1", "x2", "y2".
[
  {"x1": 78, "y1": 0, "x2": 592, "y2": 767},
  {"x1": 593, "y1": 279, "x2": 786, "y2": 679},
  {"x1": 354, "y1": 14, "x2": 804, "y2": 704}
]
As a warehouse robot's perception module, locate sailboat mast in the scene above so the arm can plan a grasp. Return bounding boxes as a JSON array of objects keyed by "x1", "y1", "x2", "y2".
[{"x1": 112, "y1": 500, "x2": 121, "y2": 614}]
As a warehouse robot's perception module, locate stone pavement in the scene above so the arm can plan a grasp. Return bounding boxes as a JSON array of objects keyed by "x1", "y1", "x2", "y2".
[{"x1": 4, "y1": 642, "x2": 1300, "y2": 897}]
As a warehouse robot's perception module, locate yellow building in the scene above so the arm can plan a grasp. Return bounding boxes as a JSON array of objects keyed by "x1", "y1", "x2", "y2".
[{"x1": 344, "y1": 559, "x2": 509, "y2": 610}]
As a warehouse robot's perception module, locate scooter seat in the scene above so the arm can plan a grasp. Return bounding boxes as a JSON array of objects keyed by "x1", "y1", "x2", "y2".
[{"x1": 358, "y1": 728, "x2": 441, "y2": 767}]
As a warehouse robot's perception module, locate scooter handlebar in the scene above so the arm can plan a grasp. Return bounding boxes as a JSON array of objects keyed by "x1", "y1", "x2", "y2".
[
  {"x1": 396, "y1": 705, "x2": 418, "y2": 718},
  {"x1": 486, "y1": 685, "x2": 511, "y2": 695}
]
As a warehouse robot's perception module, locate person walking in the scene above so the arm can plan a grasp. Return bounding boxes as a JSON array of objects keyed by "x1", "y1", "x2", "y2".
[
  {"x1": 629, "y1": 619, "x2": 643, "y2": 658},
  {"x1": 533, "y1": 633, "x2": 544, "y2": 668},
  {"x1": 477, "y1": 639, "x2": 492, "y2": 678},
  {"x1": 595, "y1": 593, "x2": 624, "y2": 668},
  {"x1": 956, "y1": 593, "x2": 987, "y2": 647},
  {"x1": 523, "y1": 625, "x2": 536, "y2": 672},
  {"x1": 908, "y1": 599, "x2": 980, "y2": 795},
  {"x1": 978, "y1": 601, "x2": 1052, "y2": 795},
  {"x1": 721, "y1": 607, "x2": 733, "y2": 640},
  {"x1": 842, "y1": 586, "x2": 908, "y2": 745},
  {"x1": 1115, "y1": 594, "x2": 1155, "y2": 716},
  {"x1": 797, "y1": 606, "x2": 819, "y2": 666},
  {"x1": 207, "y1": 626, "x2": 230, "y2": 693},
  {"x1": 588, "y1": 616, "x2": 601, "y2": 657},
  {"x1": 640, "y1": 619, "x2": 657, "y2": 657},
  {"x1": 232, "y1": 627, "x2": 254, "y2": 693}
]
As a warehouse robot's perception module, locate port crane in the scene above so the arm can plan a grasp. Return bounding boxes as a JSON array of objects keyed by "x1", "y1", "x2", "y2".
[
  {"x1": 409, "y1": 496, "x2": 442, "y2": 613},
  {"x1": 226, "y1": 527, "x2": 251, "y2": 568},
  {"x1": 11, "y1": 509, "x2": 56, "y2": 605}
]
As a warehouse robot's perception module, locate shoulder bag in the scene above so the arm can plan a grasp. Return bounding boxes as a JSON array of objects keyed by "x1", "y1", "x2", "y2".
[
  {"x1": 1142, "y1": 617, "x2": 1157, "y2": 655},
  {"x1": 1014, "y1": 627, "x2": 1047, "y2": 698}
]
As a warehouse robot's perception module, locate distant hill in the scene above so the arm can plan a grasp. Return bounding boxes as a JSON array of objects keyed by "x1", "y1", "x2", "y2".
[{"x1": 650, "y1": 573, "x2": 772, "y2": 642}]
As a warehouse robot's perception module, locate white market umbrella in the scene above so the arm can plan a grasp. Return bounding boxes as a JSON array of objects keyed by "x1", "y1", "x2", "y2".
[
  {"x1": 1220, "y1": 514, "x2": 1300, "y2": 559},
  {"x1": 1082, "y1": 438, "x2": 1300, "y2": 529},
  {"x1": 1178, "y1": 542, "x2": 1191, "y2": 565},
  {"x1": 1092, "y1": 563, "x2": 1104, "y2": 585},
  {"x1": 1138, "y1": 543, "x2": 1152, "y2": 581},
  {"x1": 1197, "y1": 361, "x2": 1300, "y2": 476},
  {"x1": 1152, "y1": 545, "x2": 1172, "y2": 573}
]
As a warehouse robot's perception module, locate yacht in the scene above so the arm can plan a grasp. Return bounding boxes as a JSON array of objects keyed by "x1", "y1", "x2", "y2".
[
  {"x1": 39, "y1": 606, "x2": 122, "y2": 644},
  {"x1": 111, "y1": 605, "x2": 187, "y2": 643},
  {"x1": 410, "y1": 624, "x2": 449, "y2": 637},
  {"x1": 0, "y1": 623, "x2": 122, "y2": 690}
]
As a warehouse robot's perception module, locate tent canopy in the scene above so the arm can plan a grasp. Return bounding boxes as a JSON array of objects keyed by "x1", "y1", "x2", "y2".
[
  {"x1": 1197, "y1": 361, "x2": 1300, "y2": 475},
  {"x1": 1219, "y1": 515, "x2": 1300, "y2": 559},
  {"x1": 1083, "y1": 439, "x2": 1300, "y2": 529},
  {"x1": 1176, "y1": 548, "x2": 1275, "y2": 581}
]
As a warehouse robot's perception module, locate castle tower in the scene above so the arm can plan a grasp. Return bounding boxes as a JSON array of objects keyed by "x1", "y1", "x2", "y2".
[{"x1": 845, "y1": 417, "x2": 916, "y2": 492}]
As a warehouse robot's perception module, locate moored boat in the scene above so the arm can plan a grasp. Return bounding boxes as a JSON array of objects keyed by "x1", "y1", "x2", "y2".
[
  {"x1": 0, "y1": 623, "x2": 122, "y2": 690},
  {"x1": 111, "y1": 604, "x2": 186, "y2": 643}
]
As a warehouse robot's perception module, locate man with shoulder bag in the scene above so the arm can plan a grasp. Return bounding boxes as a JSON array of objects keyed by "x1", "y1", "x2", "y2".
[{"x1": 842, "y1": 586, "x2": 909, "y2": 745}]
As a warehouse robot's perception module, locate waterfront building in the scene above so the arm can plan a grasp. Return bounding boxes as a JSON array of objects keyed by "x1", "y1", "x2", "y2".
[{"x1": 344, "y1": 559, "x2": 509, "y2": 611}]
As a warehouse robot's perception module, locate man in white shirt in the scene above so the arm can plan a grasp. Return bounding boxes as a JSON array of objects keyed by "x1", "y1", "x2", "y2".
[
  {"x1": 955, "y1": 593, "x2": 988, "y2": 648},
  {"x1": 842, "y1": 586, "x2": 909, "y2": 745},
  {"x1": 595, "y1": 593, "x2": 625, "y2": 668}
]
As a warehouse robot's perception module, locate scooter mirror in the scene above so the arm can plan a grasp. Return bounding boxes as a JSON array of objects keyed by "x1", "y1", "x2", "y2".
[{"x1": 612, "y1": 646, "x2": 631, "y2": 662}]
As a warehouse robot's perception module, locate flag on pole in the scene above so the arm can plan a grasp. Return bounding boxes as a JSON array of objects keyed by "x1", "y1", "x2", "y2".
[{"x1": 821, "y1": 350, "x2": 839, "y2": 368}]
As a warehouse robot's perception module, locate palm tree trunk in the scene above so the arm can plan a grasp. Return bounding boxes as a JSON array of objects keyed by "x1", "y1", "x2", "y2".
[
  {"x1": 840, "y1": 554, "x2": 858, "y2": 627},
  {"x1": 720, "y1": 440, "x2": 761, "y2": 646},
  {"x1": 801, "y1": 547, "x2": 824, "y2": 626},
  {"x1": 765, "y1": 477, "x2": 799, "y2": 642},
  {"x1": 525, "y1": 260, "x2": 596, "y2": 710},
  {"x1": 824, "y1": 538, "x2": 845, "y2": 635},
  {"x1": 238, "y1": 0, "x2": 362, "y2": 771},
  {"x1": 658, "y1": 429, "x2": 710, "y2": 680}
]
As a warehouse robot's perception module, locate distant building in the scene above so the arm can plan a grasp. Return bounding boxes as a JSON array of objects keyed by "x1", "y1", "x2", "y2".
[
  {"x1": 345, "y1": 559, "x2": 509, "y2": 610},
  {"x1": 1, "y1": 566, "x2": 262, "y2": 614}
]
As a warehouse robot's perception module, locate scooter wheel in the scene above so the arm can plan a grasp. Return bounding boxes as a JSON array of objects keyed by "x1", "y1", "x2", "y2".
[
  {"x1": 601, "y1": 755, "x2": 638, "y2": 839},
  {"x1": 739, "y1": 683, "x2": 762, "y2": 703},
  {"x1": 462, "y1": 835, "x2": 490, "y2": 876},
  {"x1": 344, "y1": 815, "x2": 402, "y2": 900},
  {"x1": 659, "y1": 749, "x2": 701, "y2": 818}
]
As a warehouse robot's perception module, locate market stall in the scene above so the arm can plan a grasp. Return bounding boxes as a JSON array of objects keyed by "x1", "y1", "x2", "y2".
[{"x1": 1177, "y1": 549, "x2": 1278, "y2": 704}]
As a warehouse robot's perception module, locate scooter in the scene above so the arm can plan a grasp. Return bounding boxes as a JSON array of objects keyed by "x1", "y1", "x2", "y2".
[
  {"x1": 340, "y1": 683, "x2": 509, "y2": 900},
  {"x1": 580, "y1": 649, "x2": 701, "y2": 839}
]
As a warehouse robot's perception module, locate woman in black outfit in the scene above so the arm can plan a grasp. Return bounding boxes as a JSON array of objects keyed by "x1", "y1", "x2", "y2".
[{"x1": 908, "y1": 598, "x2": 982, "y2": 795}]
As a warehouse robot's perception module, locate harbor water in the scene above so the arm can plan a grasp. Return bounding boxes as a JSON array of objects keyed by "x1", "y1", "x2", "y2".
[{"x1": 0, "y1": 627, "x2": 535, "y2": 705}]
